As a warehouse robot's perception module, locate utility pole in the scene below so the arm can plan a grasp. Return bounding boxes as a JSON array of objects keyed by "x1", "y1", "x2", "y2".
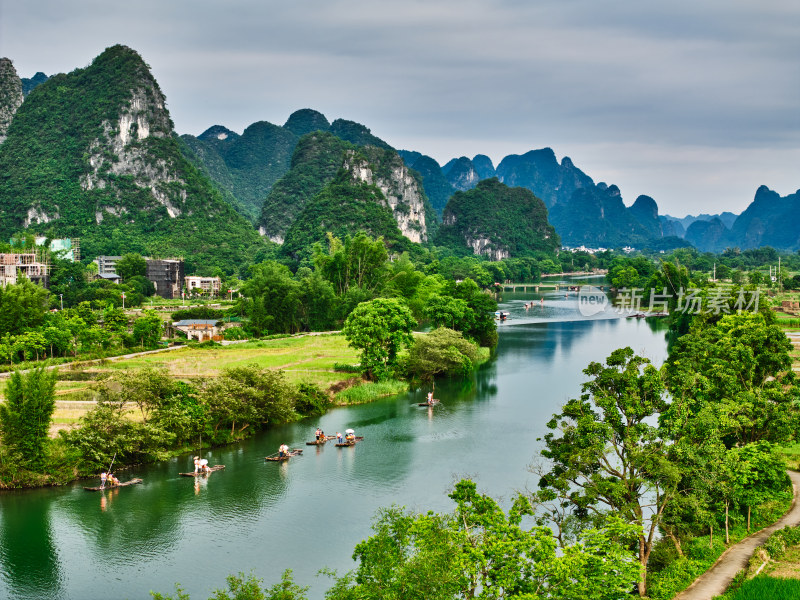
[{"x1": 59, "y1": 294, "x2": 63, "y2": 311}]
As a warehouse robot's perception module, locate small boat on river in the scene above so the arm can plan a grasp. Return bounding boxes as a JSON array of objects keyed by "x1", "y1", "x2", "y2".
[
  {"x1": 417, "y1": 400, "x2": 440, "y2": 407},
  {"x1": 179, "y1": 465, "x2": 225, "y2": 476},
  {"x1": 265, "y1": 450, "x2": 303, "y2": 461},
  {"x1": 84, "y1": 478, "x2": 143, "y2": 492},
  {"x1": 305, "y1": 436, "x2": 335, "y2": 445},
  {"x1": 335, "y1": 437, "x2": 364, "y2": 447}
]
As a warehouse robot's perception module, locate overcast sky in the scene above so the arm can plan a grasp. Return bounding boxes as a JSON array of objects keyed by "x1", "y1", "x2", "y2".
[{"x1": 2, "y1": 0, "x2": 798, "y2": 216}]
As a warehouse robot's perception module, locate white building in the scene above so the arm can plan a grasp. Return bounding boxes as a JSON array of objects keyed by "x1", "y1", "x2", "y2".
[{"x1": 184, "y1": 276, "x2": 221, "y2": 296}]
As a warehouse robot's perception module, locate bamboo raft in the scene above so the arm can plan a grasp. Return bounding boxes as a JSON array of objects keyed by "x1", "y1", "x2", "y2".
[
  {"x1": 417, "y1": 400, "x2": 440, "y2": 407},
  {"x1": 305, "y1": 436, "x2": 335, "y2": 445},
  {"x1": 335, "y1": 437, "x2": 364, "y2": 447},
  {"x1": 265, "y1": 450, "x2": 303, "y2": 462},
  {"x1": 84, "y1": 478, "x2": 143, "y2": 492},
  {"x1": 178, "y1": 465, "x2": 226, "y2": 477}
]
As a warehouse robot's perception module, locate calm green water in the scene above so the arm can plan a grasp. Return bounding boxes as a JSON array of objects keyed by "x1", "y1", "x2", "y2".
[{"x1": 0, "y1": 289, "x2": 668, "y2": 600}]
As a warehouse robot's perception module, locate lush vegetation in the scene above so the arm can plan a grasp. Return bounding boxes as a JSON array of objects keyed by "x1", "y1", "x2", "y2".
[
  {"x1": 154, "y1": 480, "x2": 642, "y2": 600},
  {"x1": 532, "y1": 309, "x2": 799, "y2": 596},
  {"x1": 0, "y1": 44, "x2": 271, "y2": 274},
  {"x1": 436, "y1": 178, "x2": 560, "y2": 257},
  {"x1": 258, "y1": 132, "x2": 354, "y2": 241},
  {"x1": 0, "y1": 364, "x2": 335, "y2": 487}
]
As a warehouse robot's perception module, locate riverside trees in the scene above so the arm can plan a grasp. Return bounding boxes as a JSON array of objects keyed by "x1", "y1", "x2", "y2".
[
  {"x1": 535, "y1": 311, "x2": 799, "y2": 596},
  {"x1": 536, "y1": 348, "x2": 676, "y2": 596}
]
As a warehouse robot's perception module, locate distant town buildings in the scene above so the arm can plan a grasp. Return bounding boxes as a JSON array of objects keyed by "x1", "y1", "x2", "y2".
[
  {"x1": 96, "y1": 255, "x2": 121, "y2": 276},
  {"x1": 562, "y1": 245, "x2": 608, "y2": 254},
  {"x1": 95, "y1": 255, "x2": 185, "y2": 299},
  {"x1": 184, "y1": 275, "x2": 221, "y2": 296}
]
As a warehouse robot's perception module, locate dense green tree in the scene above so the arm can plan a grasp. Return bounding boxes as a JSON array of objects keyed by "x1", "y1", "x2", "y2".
[
  {"x1": 728, "y1": 441, "x2": 791, "y2": 532},
  {"x1": 537, "y1": 348, "x2": 678, "y2": 595},
  {"x1": 199, "y1": 365, "x2": 296, "y2": 441},
  {"x1": 132, "y1": 311, "x2": 163, "y2": 348},
  {"x1": 343, "y1": 298, "x2": 416, "y2": 380},
  {"x1": 115, "y1": 253, "x2": 147, "y2": 280},
  {"x1": 240, "y1": 261, "x2": 302, "y2": 335},
  {"x1": 663, "y1": 313, "x2": 799, "y2": 447},
  {"x1": 312, "y1": 232, "x2": 389, "y2": 297},
  {"x1": 424, "y1": 295, "x2": 475, "y2": 332},
  {"x1": 0, "y1": 368, "x2": 58, "y2": 470},
  {"x1": 451, "y1": 278, "x2": 498, "y2": 347},
  {"x1": 295, "y1": 268, "x2": 337, "y2": 331},
  {"x1": 405, "y1": 328, "x2": 480, "y2": 383},
  {"x1": 0, "y1": 277, "x2": 50, "y2": 335},
  {"x1": 127, "y1": 275, "x2": 156, "y2": 297},
  {"x1": 325, "y1": 479, "x2": 641, "y2": 600}
]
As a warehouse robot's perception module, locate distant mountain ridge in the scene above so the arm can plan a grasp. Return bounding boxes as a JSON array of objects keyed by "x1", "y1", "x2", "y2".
[
  {"x1": 2, "y1": 44, "x2": 796, "y2": 262},
  {"x1": 684, "y1": 186, "x2": 800, "y2": 252}
]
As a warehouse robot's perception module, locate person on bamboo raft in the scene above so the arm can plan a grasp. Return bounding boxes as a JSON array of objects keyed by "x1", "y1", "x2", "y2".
[{"x1": 278, "y1": 444, "x2": 290, "y2": 458}]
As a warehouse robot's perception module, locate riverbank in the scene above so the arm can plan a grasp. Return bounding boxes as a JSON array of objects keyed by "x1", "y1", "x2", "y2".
[{"x1": 1, "y1": 331, "x2": 491, "y2": 489}]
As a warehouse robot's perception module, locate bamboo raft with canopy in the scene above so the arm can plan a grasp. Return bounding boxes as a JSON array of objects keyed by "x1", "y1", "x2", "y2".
[
  {"x1": 179, "y1": 465, "x2": 226, "y2": 476},
  {"x1": 84, "y1": 478, "x2": 143, "y2": 492},
  {"x1": 265, "y1": 449, "x2": 303, "y2": 462}
]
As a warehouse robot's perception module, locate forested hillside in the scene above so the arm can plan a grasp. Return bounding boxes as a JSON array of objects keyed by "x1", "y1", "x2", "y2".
[
  {"x1": 436, "y1": 178, "x2": 559, "y2": 259},
  {"x1": 0, "y1": 45, "x2": 269, "y2": 273}
]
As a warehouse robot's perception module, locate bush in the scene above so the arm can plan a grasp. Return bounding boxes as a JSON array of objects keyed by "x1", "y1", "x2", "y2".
[
  {"x1": 294, "y1": 383, "x2": 331, "y2": 416},
  {"x1": 404, "y1": 327, "x2": 480, "y2": 382}
]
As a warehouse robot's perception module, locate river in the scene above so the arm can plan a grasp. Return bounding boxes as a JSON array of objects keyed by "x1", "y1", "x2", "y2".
[{"x1": 0, "y1": 286, "x2": 669, "y2": 600}]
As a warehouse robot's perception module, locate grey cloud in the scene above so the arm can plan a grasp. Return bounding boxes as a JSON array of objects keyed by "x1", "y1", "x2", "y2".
[{"x1": 1, "y1": 0, "x2": 797, "y2": 216}]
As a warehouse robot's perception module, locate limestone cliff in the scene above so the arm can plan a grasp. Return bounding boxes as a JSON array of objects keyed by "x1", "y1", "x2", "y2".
[
  {"x1": 343, "y1": 147, "x2": 432, "y2": 243},
  {"x1": 0, "y1": 58, "x2": 24, "y2": 144},
  {"x1": 0, "y1": 45, "x2": 265, "y2": 272}
]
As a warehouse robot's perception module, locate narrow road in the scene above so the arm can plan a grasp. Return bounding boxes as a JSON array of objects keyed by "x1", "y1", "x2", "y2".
[{"x1": 673, "y1": 470, "x2": 800, "y2": 600}]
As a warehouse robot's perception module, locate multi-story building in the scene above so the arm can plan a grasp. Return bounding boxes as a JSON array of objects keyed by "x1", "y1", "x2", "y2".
[
  {"x1": 95, "y1": 255, "x2": 185, "y2": 299},
  {"x1": 0, "y1": 252, "x2": 49, "y2": 287},
  {"x1": 184, "y1": 276, "x2": 222, "y2": 296},
  {"x1": 96, "y1": 255, "x2": 122, "y2": 276},
  {"x1": 146, "y1": 259, "x2": 184, "y2": 299}
]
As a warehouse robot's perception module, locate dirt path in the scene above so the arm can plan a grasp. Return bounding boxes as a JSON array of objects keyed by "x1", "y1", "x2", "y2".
[{"x1": 673, "y1": 470, "x2": 800, "y2": 600}]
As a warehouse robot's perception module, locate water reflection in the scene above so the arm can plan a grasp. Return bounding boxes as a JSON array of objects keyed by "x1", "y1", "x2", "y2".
[
  {"x1": 0, "y1": 309, "x2": 668, "y2": 600},
  {"x1": 0, "y1": 490, "x2": 63, "y2": 599}
]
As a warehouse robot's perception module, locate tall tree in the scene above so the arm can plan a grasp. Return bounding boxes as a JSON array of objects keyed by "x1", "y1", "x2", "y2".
[
  {"x1": 343, "y1": 297, "x2": 415, "y2": 380},
  {"x1": 114, "y1": 253, "x2": 147, "y2": 280},
  {"x1": 663, "y1": 313, "x2": 800, "y2": 447},
  {"x1": 0, "y1": 367, "x2": 58, "y2": 470},
  {"x1": 537, "y1": 348, "x2": 678, "y2": 595}
]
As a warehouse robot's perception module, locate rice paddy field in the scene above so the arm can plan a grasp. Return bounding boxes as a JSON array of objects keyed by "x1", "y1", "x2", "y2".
[{"x1": 718, "y1": 576, "x2": 800, "y2": 600}]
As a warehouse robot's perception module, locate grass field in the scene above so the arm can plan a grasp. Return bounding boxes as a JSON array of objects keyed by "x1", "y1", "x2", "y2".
[
  {"x1": 97, "y1": 334, "x2": 360, "y2": 387},
  {"x1": 0, "y1": 333, "x2": 366, "y2": 434},
  {"x1": 716, "y1": 575, "x2": 800, "y2": 599}
]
